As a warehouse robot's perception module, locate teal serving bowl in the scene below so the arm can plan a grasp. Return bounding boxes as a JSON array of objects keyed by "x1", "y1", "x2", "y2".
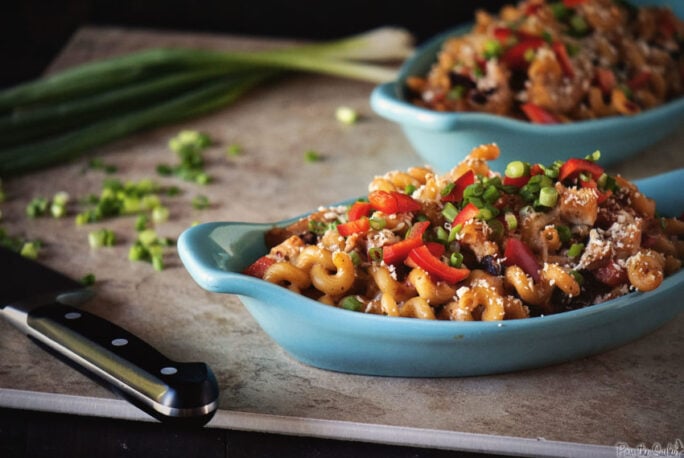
[
  {"x1": 178, "y1": 169, "x2": 684, "y2": 377},
  {"x1": 370, "y1": 0, "x2": 684, "y2": 172}
]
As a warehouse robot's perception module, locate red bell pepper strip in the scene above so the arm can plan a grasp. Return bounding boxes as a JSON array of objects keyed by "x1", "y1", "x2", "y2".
[
  {"x1": 442, "y1": 170, "x2": 475, "y2": 202},
  {"x1": 552, "y1": 41, "x2": 574, "y2": 78},
  {"x1": 501, "y1": 36, "x2": 545, "y2": 71},
  {"x1": 627, "y1": 71, "x2": 651, "y2": 91},
  {"x1": 347, "y1": 201, "x2": 372, "y2": 221},
  {"x1": 578, "y1": 178, "x2": 612, "y2": 204},
  {"x1": 530, "y1": 163, "x2": 545, "y2": 176},
  {"x1": 563, "y1": 0, "x2": 587, "y2": 6},
  {"x1": 404, "y1": 242, "x2": 445, "y2": 269},
  {"x1": 243, "y1": 255, "x2": 276, "y2": 279},
  {"x1": 368, "y1": 190, "x2": 421, "y2": 214},
  {"x1": 425, "y1": 242, "x2": 446, "y2": 258},
  {"x1": 452, "y1": 202, "x2": 480, "y2": 227},
  {"x1": 493, "y1": 27, "x2": 516, "y2": 45},
  {"x1": 337, "y1": 217, "x2": 370, "y2": 237},
  {"x1": 382, "y1": 220, "x2": 430, "y2": 265},
  {"x1": 503, "y1": 237, "x2": 540, "y2": 281},
  {"x1": 521, "y1": 103, "x2": 560, "y2": 124},
  {"x1": 558, "y1": 157, "x2": 604, "y2": 182},
  {"x1": 595, "y1": 68, "x2": 616, "y2": 94},
  {"x1": 407, "y1": 245, "x2": 470, "y2": 284},
  {"x1": 503, "y1": 175, "x2": 530, "y2": 188}
]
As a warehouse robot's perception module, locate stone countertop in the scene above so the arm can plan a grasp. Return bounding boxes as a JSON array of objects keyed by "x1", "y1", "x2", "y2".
[{"x1": 0, "y1": 25, "x2": 682, "y2": 458}]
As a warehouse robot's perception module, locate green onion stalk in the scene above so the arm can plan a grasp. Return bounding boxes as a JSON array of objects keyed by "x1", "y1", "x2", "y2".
[{"x1": 0, "y1": 28, "x2": 414, "y2": 177}]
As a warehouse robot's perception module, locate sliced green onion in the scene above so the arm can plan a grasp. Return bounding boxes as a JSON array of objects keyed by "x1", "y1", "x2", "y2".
[
  {"x1": 434, "y1": 226, "x2": 449, "y2": 244},
  {"x1": 304, "y1": 150, "x2": 322, "y2": 163},
  {"x1": 504, "y1": 212, "x2": 518, "y2": 231},
  {"x1": 442, "y1": 202, "x2": 459, "y2": 222},
  {"x1": 463, "y1": 182, "x2": 484, "y2": 198},
  {"x1": 368, "y1": 247, "x2": 383, "y2": 262},
  {"x1": 487, "y1": 218, "x2": 504, "y2": 239},
  {"x1": 80, "y1": 273, "x2": 96, "y2": 286},
  {"x1": 449, "y1": 252, "x2": 464, "y2": 268},
  {"x1": 568, "y1": 243, "x2": 585, "y2": 258},
  {"x1": 88, "y1": 228, "x2": 116, "y2": 248},
  {"x1": 340, "y1": 295, "x2": 364, "y2": 312},
  {"x1": 483, "y1": 39, "x2": 502, "y2": 59},
  {"x1": 308, "y1": 220, "x2": 328, "y2": 235},
  {"x1": 26, "y1": 197, "x2": 49, "y2": 218},
  {"x1": 440, "y1": 182, "x2": 455, "y2": 197},
  {"x1": 226, "y1": 143, "x2": 242, "y2": 157},
  {"x1": 449, "y1": 224, "x2": 463, "y2": 241},
  {"x1": 369, "y1": 217, "x2": 386, "y2": 230},
  {"x1": 585, "y1": 150, "x2": 601, "y2": 162},
  {"x1": 504, "y1": 160, "x2": 528, "y2": 178},
  {"x1": 135, "y1": 214, "x2": 149, "y2": 231},
  {"x1": 483, "y1": 185, "x2": 500, "y2": 204},
  {"x1": 569, "y1": 14, "x2": 590, "y2": 37},
  {"x1": 570, "y1": 270, "x2": 584, "y2": 285},
  {"x1": 151, "y1": 205, "x2": 170, "y2": 224},
  {"x1": 538, "y1": 186, "x2": 559, "y2": 208},
  {"x1": 20, "y1": 241, "x2": 40, "y2": 259},
  {"x1": 556, "y1": 224, "x2": 571, "y2": 243},
  {"x1": 335, "y1": 106, "x2": 358, "y2": 124},
  {"x1": 192, "y1": 194, "x2": 210, "y2": 210}
]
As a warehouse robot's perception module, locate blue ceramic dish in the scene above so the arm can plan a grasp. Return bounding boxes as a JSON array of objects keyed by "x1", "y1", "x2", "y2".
[
  {"x1": 178, "y1": 169, "x2": 684, "y2": 377},
  {"x1": 370, "y1": 0, "x2": 684, "y2": 172}
]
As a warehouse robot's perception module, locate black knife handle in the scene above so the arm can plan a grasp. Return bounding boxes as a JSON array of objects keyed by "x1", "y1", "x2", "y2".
[{"x1": 26, "y1": 303, "x2": 219, "y2": 426}]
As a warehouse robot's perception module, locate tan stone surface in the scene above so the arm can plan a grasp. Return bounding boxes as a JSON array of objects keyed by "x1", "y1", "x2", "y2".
[{"x1": 1, "y1": 25, "x2": 682, "y2": 450}]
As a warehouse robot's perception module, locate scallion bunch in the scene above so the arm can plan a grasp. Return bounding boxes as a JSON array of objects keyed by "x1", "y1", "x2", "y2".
[{"x1": 0, "y1": 28, "x2": 413, "y2": 177}]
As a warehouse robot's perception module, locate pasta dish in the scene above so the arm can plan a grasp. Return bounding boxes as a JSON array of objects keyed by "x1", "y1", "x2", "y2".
[
  {"x1": 244, "y1": 144, "x2": 683, "y2": 321},
  {"x1": 406, "y1": 0, "x2": 684, "y2": 123},
  {"x1": 245, "y1": 144, "x2": 684, "y2": 320}
]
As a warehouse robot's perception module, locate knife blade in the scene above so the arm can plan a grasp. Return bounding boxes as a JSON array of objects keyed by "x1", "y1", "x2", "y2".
[{"x1": 0, "y1": 246, "x2": 219, "y2": 426}]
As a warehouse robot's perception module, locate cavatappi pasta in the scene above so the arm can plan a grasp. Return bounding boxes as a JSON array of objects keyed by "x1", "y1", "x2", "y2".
[
  {"x1": 406, "y1": 0, "x2": 684, "y2": 123},
  {"x1": 244, "y1": 144, "x2": 684, "y2": 320}
]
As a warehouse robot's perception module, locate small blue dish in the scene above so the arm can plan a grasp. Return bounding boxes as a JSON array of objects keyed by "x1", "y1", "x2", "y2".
[
  {"x1": 370, "y1": 0, "x2": 684, "y2": 172},
  {"x1": 178, "y1": 169, "x2": 684, "y2": 377}
]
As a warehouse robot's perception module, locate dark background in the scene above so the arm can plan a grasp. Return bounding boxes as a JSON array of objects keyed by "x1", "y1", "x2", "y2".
[{"x1": 2, "y1": 0, "x2": 509, "y2": 89}]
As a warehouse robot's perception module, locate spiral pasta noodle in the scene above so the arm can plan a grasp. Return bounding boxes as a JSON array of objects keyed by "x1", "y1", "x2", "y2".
[{"x1": 245, "y1": 144, "x2": 683, "y2": 321}]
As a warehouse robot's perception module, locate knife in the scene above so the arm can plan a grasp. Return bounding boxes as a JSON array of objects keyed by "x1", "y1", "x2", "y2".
[{"x1": 0, "y1": 246, "x2": 219, "y2": 426}]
